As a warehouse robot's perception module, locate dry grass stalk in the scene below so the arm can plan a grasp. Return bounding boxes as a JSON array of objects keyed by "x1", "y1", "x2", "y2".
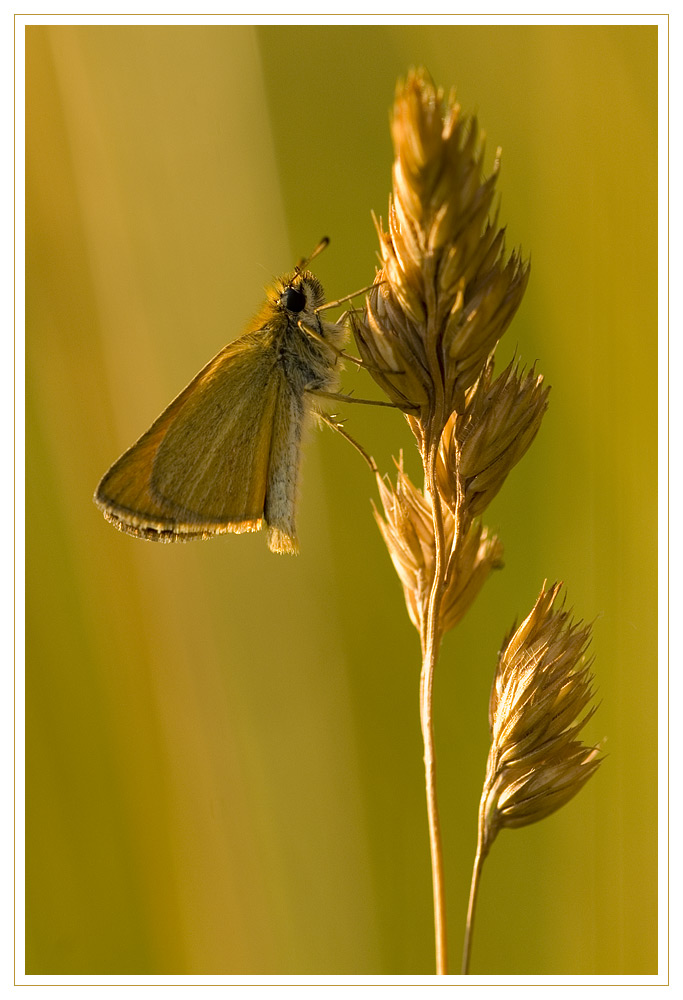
[
  {"x1": 350, "y1": 68, "x2": 601, "y2": 975},
  {"x1": 462, "y1": 583, "x2": 603, "y2": 973}
]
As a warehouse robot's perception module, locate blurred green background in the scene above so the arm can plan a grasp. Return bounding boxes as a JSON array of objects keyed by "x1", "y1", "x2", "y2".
[{"x1": 25, "y1": 24, "x2": 658, "y2": 975}]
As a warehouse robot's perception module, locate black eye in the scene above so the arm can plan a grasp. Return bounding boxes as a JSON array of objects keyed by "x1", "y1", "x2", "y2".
[{"x1": 283, "y1": 286, "x2": 306, "y2": 313}]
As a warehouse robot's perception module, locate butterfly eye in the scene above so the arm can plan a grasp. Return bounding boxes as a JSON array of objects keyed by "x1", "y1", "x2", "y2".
[{"x1": 282, "y1": 287, "x2": 306, "y2": 313}]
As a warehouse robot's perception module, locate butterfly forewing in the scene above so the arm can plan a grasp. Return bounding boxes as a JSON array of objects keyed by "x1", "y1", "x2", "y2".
[{"x1": 95, "y1": 333, "x2": 280, "y2": 540}]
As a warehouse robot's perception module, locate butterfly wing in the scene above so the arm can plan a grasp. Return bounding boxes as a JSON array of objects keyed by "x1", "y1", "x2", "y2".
[{"x1": 94, "y1": 332, "x2": 282, "y2": 541}]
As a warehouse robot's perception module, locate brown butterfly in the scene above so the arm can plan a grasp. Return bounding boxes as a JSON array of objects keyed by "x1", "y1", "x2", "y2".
[{"x1": 94, "y1": 241, "x2": 389, "y2": 554}]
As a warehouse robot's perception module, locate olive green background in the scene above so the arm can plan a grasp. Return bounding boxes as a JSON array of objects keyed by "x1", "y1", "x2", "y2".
[{"x1": 25, "y1": 24, "x2": 659, "y2": 975}]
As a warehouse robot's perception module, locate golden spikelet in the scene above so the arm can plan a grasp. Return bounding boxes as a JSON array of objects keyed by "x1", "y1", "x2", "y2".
[
  {"x1": 373, "y1": 462, "x2": 503, "y2": 638},
  {"x1": 353, "y1": 68, "x2": 530, "y2": 432},
  {"x1": 436, "y1": 358, "x2": 550, "y2": 523},
  {"x1": 478, "y1": 582, "x2": 603, "y2": 854}
]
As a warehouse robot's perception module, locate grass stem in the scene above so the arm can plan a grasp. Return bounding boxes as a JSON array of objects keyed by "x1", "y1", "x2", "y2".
[
  {"x1": 420, "y1": 440, "x2": 448, "y2": 974},
  {"x1": 462, "y1": 845, "x2": 485, "y2": 974}
]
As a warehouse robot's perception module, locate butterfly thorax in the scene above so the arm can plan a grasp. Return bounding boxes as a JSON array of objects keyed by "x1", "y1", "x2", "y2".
[{"x1": 254, "y1": 270, "x2": 347, "y2": 394}]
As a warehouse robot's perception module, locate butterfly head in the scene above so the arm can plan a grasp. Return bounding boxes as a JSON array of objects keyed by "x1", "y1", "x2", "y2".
[{"x1": 274, "y1": 270, "x2": 326, "y2": 317}]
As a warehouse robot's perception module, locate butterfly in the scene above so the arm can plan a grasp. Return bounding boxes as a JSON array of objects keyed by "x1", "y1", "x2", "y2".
[{"x1": 94, "y1": 241, "x2": 385, "y2": 554}]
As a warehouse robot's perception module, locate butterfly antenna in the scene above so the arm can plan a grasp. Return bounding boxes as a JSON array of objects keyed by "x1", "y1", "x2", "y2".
[{"x1": 295, "y1": 237, "x2": 330, "y2": 274}]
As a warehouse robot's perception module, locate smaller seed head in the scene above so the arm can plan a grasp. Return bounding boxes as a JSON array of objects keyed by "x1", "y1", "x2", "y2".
[{"x1": 478, "y1": 583, "x2": 603, "y2": 856}]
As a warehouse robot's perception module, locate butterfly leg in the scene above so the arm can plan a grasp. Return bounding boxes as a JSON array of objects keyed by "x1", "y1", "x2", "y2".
[
  {"x1": 311, "y1": 389, "x2": 418, "y2": 413},
  {"x1": 317, "y1": 412, "x2": 379, "y2": 474},
  {"x1": 297, "y1": 320, "x2": 400, "y2": 376}
]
